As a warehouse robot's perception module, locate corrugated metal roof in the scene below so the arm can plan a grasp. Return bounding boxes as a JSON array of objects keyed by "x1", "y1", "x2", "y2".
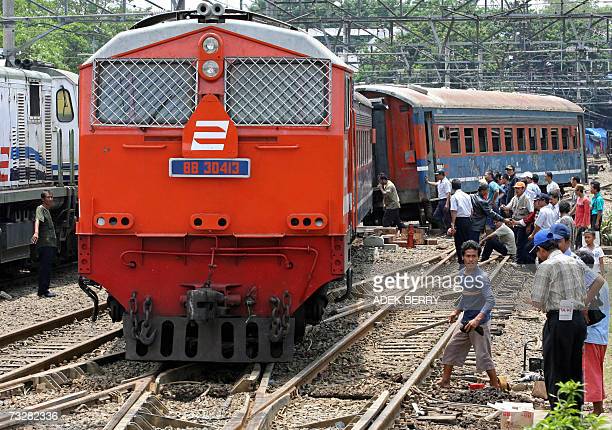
[{"x1": 356, "y1": 84, "x2": 583, "y2": 113}]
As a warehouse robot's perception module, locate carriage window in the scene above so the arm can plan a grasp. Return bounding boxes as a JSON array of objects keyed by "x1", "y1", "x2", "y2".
[
  {"x1": 562, "y1": 128, "x2": 569, "y2": 150},
  {"x1": 573, "y1": 130, "x2": 578, "y2": 149},
  {"x1": 517, "y1": 128, "x2": 526, "y2": 151},
  {"x1": 56, "y1": 88, "x2": 74, "y2": 122},
  {"x1": 504, "y1": 128, "x2": 513, "y2": 151},
  {"x1": 29, "y1": 82, "x2": 41, "y2": 117},
  {"x1": 551, "y1": 128, "x2": 559, "y2": 150},
  {"x1": 438, "y1": 126, "x2": 446, "y2": 141},
  {"x1": 540, "y1": 128, "x2": 548, "y2": 150},
  {"x1": 478, "y1": 128, "x2": 488, "y2": 152},
  {"x1": 450, "y1": 128, "x2": 460, "y2": 154},
  {"x1": 529, "y1": 128, "x2": 537, "y2": 151},
  {"x1": 464, "y1": 128, "x2": 474, "y2": 153},
  {"x1": 492, "y1": 128, "x2": 501, "y2": 152}
]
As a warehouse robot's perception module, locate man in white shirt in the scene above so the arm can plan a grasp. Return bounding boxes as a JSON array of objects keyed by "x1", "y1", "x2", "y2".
[
  {"x1": 449, "y1": 179, "x2": 473, "y2": 265},
  {"x1": 528, "y1": 193, "x2": 558, "y2": 241},
  {"x1": 548, "y1": 191, "x2": 561, "y2": 220},
  {"x1": 522, "y1": 172, "x2": 540, "y2": 203},
  {"x1": 545, "y1": 171, "x2": 560, "y2": 194},
  {"x1": 428, "y1": 170, "x2": 452, "y2": 230}
]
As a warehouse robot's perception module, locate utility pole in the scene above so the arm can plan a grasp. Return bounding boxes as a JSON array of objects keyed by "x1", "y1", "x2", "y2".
[{"x1": 2, "y1": 0, "x2": 16, "y2": 66}]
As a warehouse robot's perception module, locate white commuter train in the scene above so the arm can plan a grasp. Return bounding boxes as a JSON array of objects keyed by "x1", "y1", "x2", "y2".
[{"x1": 0, "y1": 60, "x2": 78, "y2": 266}]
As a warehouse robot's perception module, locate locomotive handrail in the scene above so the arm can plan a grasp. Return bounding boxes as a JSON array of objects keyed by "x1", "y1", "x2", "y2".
[{"x1": 119, "y1": 245, "x2": 319, "y2": 281}]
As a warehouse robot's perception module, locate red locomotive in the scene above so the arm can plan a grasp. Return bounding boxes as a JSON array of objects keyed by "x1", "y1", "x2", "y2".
[{"x1": 78, "y1": 5, "x2": 373, "y2": 361}]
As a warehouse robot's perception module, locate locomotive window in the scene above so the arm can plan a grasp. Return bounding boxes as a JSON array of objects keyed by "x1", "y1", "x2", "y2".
[
  {"x1": 540, "y1": 128, "x2": 549, "y2": 150},
  {"x1": 92, "y1": 58, "x2": 197, "y2": 127},
  {"x1": 29, "y1": 82, "x2": 41, "y2": 117},
  {"x1": 56, "y1": 88, "x2": 74, "y2": 122},
  {"x1": 517, "y1": 128, "x2": 526, "y2": 151},
  {"x1": 464, "y1": 128, "x2": 475, "y2": 153},
  {"x1": 450, "y1": 128, "x2": 460, "y2": 154},
  {"x1": 478, "y1": 128, "x2": 488, "y2": 153},
  {"x1": 529, "y1": 128, "x2": 537, "y2": 151},
  {"x1": 551, "y1": 128, "x2": 559, "y2": 150},
  {"x1": 562, "y1": 128, "x2": 569, "y2": 150},
  {"x1": 491, "y1": 128, "x2": 501, "y2": 152},
  {"x1": 504, "y1": 128, "x2": 513, "y2": 151}
]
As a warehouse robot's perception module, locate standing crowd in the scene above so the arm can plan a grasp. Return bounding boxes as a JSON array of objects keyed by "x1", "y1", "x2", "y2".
[{"x1": 429, "y1": 165, "x2": 606, "y2": 271}]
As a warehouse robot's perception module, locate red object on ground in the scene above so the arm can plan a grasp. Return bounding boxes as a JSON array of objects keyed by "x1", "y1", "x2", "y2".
[
  {"x1": 407, "y1": 224, "x2": 415, "y2": 248},
  {"x1": 469, "y1": 383, "x2": 485, "y2": 390}
]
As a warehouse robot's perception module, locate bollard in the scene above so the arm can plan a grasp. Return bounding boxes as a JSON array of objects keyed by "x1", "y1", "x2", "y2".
[{"x1": 407, "y1": 224, "x2": 415, "y2": 248}]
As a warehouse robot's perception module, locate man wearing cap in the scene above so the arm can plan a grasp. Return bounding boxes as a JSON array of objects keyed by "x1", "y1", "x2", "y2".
[
  {"x1": 428, "y1": 170, "x2": 452, "y2": 231},
  {"x1": 470, "y1": 183, "x2": 509, "y2": 242},
  {"x1": 505, "y1": 165, "x2": 518, "y2": 202},
  {"x1": 449, "y1": 179, "x2": 473, "y2": 265},
  {"x1": 378, "y1": 173, "x2": 405, "y2": 233},
  {"x1": 502, "y1": 182, "x2": 533, "y2": 264},
  {"x1": 531, "y1": 228, "x2": 587, "y2": 410},
  {"x1": 526, "y1": 194, "x2": 557, "y2": 242},
  {"x1": 523, "y1": 172, "x2": 540, "y2": 203}
]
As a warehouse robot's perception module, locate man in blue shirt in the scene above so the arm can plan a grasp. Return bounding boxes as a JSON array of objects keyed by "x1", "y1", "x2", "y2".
[
  {"x1": 590, "y1": 181, "x2": 604, "y2": 231},
  {"x1": 438, "y1": 240, "x2": 499, "y2": 388}
]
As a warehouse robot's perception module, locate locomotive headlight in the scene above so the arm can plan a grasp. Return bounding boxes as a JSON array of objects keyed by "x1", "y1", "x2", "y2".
[
  {"x1": 202, "y1": 60, "x2": 220, "y2": 78},
  {"x1": 203, "y1": 37, "x2": 219, "y2": 54}
]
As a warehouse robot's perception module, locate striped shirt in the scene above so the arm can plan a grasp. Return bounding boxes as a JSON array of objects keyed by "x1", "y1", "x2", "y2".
[{"x1": 532, "y1": 249, "x2": 586, "y2": 312}]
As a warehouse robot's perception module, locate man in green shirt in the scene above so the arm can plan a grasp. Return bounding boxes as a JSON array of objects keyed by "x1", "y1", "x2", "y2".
[
  {"x1": 378, "y1": 173, "x2": 405, "y2": 233},
  {"x1": 31, "y1": 191, "x2": 57, "y2": 298}
]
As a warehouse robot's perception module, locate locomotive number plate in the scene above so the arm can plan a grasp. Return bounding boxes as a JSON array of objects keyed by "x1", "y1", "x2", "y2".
[{"x1": 169, "y1": 158, "x2": 250, "y2": 178}]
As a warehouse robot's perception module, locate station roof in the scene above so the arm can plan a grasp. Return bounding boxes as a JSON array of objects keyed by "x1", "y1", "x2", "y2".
[{"x1": 356, "y1": 84, "x2": 583, "y2": 113}]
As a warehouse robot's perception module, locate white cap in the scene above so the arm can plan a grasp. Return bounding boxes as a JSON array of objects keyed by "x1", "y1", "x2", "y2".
[{"x1": 522, "y1": 171, "x2": 533, "y2": 179}]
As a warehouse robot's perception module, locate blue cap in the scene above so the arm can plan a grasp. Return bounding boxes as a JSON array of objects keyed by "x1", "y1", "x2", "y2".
[
  {"x1": 530, "y1": 229, "x2": 562, "y2": 253},
  {"x1": 534, "y1": 193, "x2": 551, "y2": 202},
  {"x1": 550, "y1": 223, "x2": 571, "y2": 240}
]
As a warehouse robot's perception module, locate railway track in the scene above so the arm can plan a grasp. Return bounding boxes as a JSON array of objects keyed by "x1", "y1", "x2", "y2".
[{"x1": 0, "y1": 314, "x2": 121, "y2": 384}]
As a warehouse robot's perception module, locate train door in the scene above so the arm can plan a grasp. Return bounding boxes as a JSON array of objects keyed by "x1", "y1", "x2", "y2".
[
  {"x1": 578, "y1": 115, "x2": 587, "y2": 182},
  {"x1": 424, "y1": 112, "x2": 436, "y2": 180}
]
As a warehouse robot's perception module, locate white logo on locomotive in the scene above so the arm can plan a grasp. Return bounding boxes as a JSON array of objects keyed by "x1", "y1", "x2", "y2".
[{"x1": 191, "y1": 120, "x2": 230, "y2": 150}]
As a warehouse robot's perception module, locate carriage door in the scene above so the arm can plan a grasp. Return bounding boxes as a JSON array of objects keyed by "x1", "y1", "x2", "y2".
[{"x1": 424, "y1": 112, "x2": 436, "y2": 179}]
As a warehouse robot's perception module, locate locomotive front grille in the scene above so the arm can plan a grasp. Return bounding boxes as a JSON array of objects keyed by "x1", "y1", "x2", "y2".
[
  {"x1": 91, "y1": 58, "x2": 198, "y2": 127},
  {"x1": 224, "y1": 57, "x2": 332, "y2": 126}
]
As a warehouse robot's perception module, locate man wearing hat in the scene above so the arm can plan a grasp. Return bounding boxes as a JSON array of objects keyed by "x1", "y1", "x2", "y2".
[
  {"x1": 505, "y1": 165, "x2": 518, "y2": 202},
  {"x1": 502, "y1": 181, "x2": 532, "y2": 263},
  {"x1": 531, "y1": 228, "x2": 587, "y2": 410},
  {"x1": 522, "y1": 172, "x2": 540, "y2": 203},
  {"x1": 528, "y1": 193, "x2": 557, "y2": 242},
  {"x1": 428, "y1": 170, "x2": 452, "y2": 231}
]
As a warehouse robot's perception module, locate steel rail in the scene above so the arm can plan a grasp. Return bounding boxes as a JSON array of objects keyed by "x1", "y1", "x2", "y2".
[
  {"x1": 0, "y1": 302, "x2": 108, "y2": 348},
  {"x1": 0, "y1": 327, "x2": 123, "y2": 383},
  {"x1": 243, "y1": 250, "x2": 459, "y2": 426}
]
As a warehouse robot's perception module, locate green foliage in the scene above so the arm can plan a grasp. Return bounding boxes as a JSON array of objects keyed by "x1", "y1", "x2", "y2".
[
  {"x1": 600, "y1": 211, "x2": 612, "y2": 246},
  {"x1": 529, "y1": 381, "x2": 607, "y2": 430},
  {"x1": 1, "y1": 0, "x2": 151, "y2": 72}
]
